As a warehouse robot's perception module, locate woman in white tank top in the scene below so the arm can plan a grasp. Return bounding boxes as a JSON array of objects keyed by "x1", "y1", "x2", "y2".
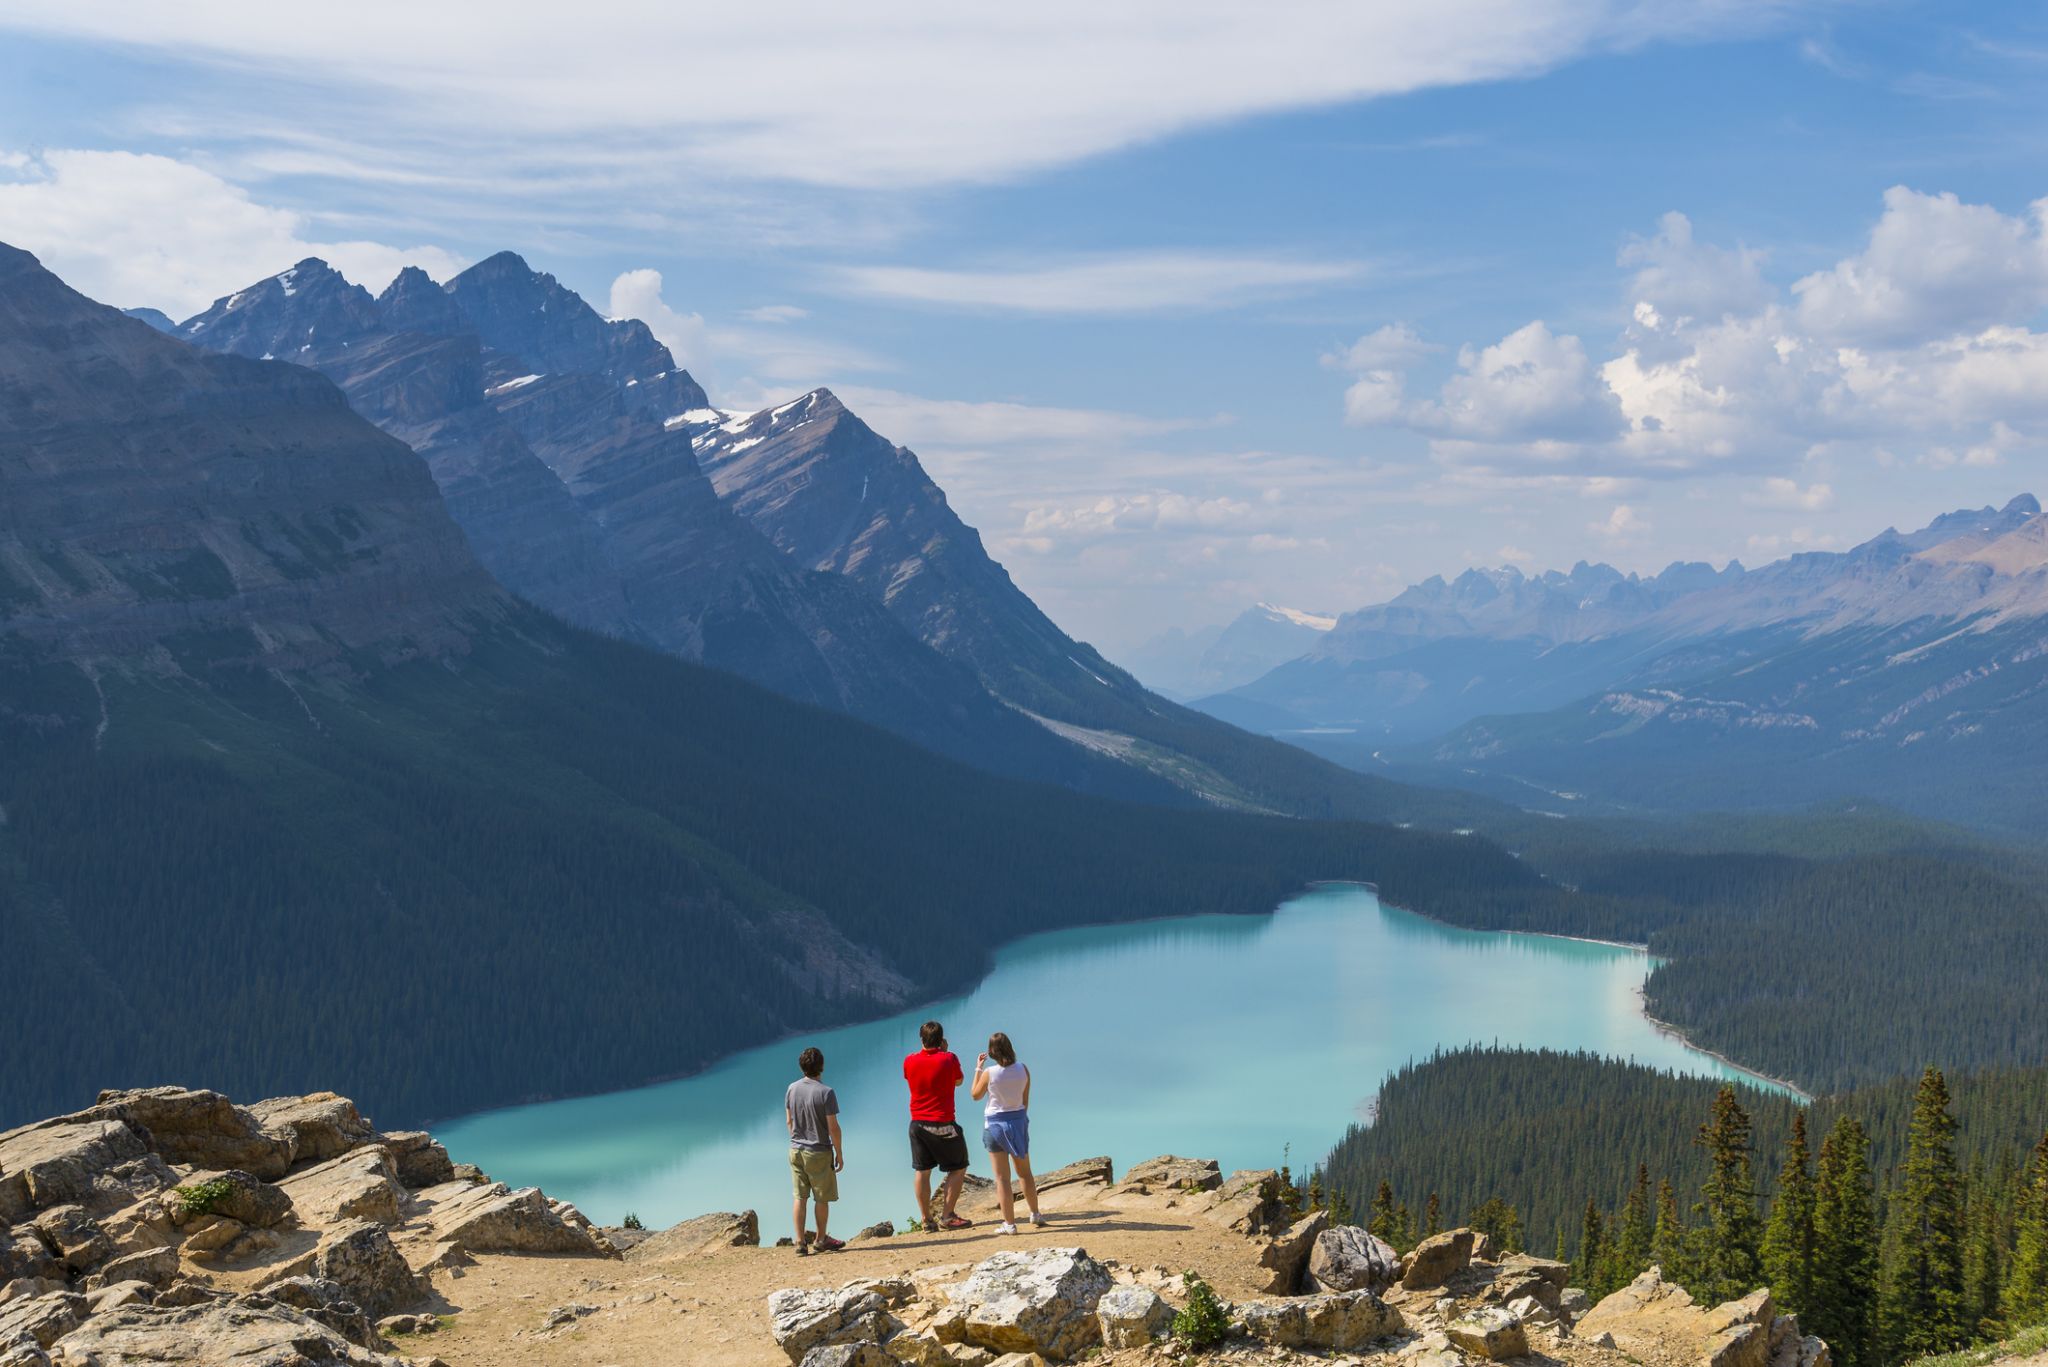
[{"x1": 971, "y1": 1031, "x2": 1044, "y2": 1233}]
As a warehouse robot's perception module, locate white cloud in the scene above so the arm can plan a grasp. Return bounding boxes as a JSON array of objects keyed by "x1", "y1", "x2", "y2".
[
  {"x1": 608, "y1": 269, "x2": 711, "y2": 373},
  {"x1": 1020, "y1": 493, "x2": 1256, "y2": 543},
  {"x1": 0, "y1": 2, "x2": 1818, "y2": 191},
  {"x1": 739, "y1": 304, "x2": 809, "y2": 323},
  {"x1": 1590, "y1": 503, "x2": 1649, "y2": 541},
  {"x1": 1621, "y1": 211, "x2": 1772, "y2": 327},
  {"x1": 1409, "y1": 322, "x2": 1627, "y2": 444},
  {"x1": 1744, "y1": 477, "x2": 1835, "y2": 511},
  {"x1": 1792, "y1": 187, "x2": 2048, "y2": 345},
  {"x1": 0, "y1": 149, "x2": 462, "y2": 318},
  {"x1": 1326, "y1": 324, "x2": 1438, "y2": 425},
  {"x1": 1333, "y1": 186, "x2": 2048, "y2": 483},
  {"x1": 828, "y1": 252, "x2": 1367, "y2": 314}
]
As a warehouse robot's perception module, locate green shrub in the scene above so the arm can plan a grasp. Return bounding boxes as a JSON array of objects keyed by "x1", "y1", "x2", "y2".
[
  {"x1": 621, "y1": 1213, "x2": 644, "y2": 1231},
  {"x1": 1171, "y1": 1272, "x2": 1231, "y2": 1350},
  {"x1": 172, "y1": 1177, "x2": 237, "y2": 1218}
]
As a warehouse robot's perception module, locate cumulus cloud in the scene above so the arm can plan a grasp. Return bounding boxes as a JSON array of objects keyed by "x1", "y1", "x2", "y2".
[
  {"x1": 1744, "y1": 478, "x2": 1835, "y2": 511},
  {"x1": 1333, "y1": 186, "x2": 2048, "y2": 483},
  {"x1": 0, "y1": 149, "x2": 463, "y2": 318},
  {"x1": 828, "y1": 252, "x2": 1367, "y2": 314},
  {"x1": 1409, "y1": 322, "x2": 1628, "y2": 444},
  {"x1": 0, "y1": 2, "x2": 1819, "y2": 191},
  {"x1": 609, "y1": 269, "x2": 712, "y2": 373},
  {"x1": 1326, "y1": 324, "x2": 1438, "y2": 425},
  {"x1": 1792, "y1": 187, "x2": 2048, "y2": 345},
  {"x1": 1590, "y1": 503, "x2": 1650, "y2": 541}
]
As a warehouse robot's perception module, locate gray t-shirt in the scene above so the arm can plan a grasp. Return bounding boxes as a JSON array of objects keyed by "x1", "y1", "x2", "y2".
[{"x1": 786, "y1": 1077, "x2": 839, "y2": 1152}]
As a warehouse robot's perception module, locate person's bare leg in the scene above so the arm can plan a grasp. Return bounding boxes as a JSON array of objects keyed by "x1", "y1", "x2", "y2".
[
  {"x1": 942, "y1": 1168, "x2": 967, "y2": 1220},
  {"x1": 1015, "y1": 1155, "x2": 1041, "y2": 1221},
  {"x1": 915, "y1": 1169, "x2": 934, "y2": 1227},
  {"x1": 815, "y1": 1199, "x2": 831, "y2": 1242},
  {"x1": 793, "y1": 1194, "x2": 808, "y2": 1248},
  {"x1": 992, "y1": 1151, "x2": 1015, "y2": 1226}
]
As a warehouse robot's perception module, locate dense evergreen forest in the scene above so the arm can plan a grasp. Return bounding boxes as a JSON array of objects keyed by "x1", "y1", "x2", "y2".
[
  {"x1": 1320, "y1": 1049, "x2": 2048, "y2": 1366},
  {"x1": 0, "y1": 615, "x2": 1577, "y2": 1130},
  {"x1": 1411, "y1": 833, "x2": 2048, "y2": 1093}
]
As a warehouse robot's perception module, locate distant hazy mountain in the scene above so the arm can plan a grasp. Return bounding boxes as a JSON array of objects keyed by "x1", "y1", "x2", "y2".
[
  {"x1": 1223, "y1": 495, "x2": 2048, "y2": 833},
  {"x1": 1124, "y1": 602, "x2": 1336, "y2": 699},
  {"x1": 119, "y1": 306, "x2": 176, "y2": 333}
]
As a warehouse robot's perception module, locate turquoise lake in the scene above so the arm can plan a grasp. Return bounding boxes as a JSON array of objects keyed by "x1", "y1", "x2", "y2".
[{"x1": 437, "y1": 884, "x2": 1781, "y2": 1232}]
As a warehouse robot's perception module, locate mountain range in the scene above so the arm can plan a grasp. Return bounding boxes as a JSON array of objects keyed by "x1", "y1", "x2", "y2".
[
  {"x1": 1125, "y1": 602, "x2": 1338, "y2": 701},
  {"x1": 0, "y1": 241, "x2": 1562, "y2": 1128},
  {"x1": 1207, "y1": 495, "x2": 2048, "y2": 833},
  {"x1": 170, "y1": 252, "x2": 1474, "y2": 824}
]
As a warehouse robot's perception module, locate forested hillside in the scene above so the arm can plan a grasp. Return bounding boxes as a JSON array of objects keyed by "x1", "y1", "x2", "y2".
[{"x1": 1321, "y1": 1049, "x2": 2048, "y2": 1367}]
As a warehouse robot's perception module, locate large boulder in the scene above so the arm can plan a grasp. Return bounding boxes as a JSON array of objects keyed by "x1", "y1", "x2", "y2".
[
  {"x1": 92, "y1": 1247, "x2": 178, "y2": 1290},
  {"x1": 308, "y1": 1220, "x2": 426, "y2": 1319},
  {"x1": 0, "y1": 1231, "x2": 59, "y2": 1287},
  {"x1": 1031, "y1": 1158, "x2": 1112, "y2": 1195},
  {"x1": 949, "y1": 1248, "x2": 1112, "y2": 1360},
  {"x1": 1117, "y1": 1157, "x2": 1219, "y2": 1194},
  {"x1": 767, "y1": 1284, "x2": 902, "y2": 1363},
  {"x1": 247, "y1": 1094, "x2": 375, "y2": 1168},
  {"x1": 1496, "y1": 1253, "x2": 1571, "y2": 1312},
  {"x1": 1448, "y1": 1305, "x2": 1530, "y2": 1360},
  {"x1": 801, "y1": 1347, "x2": 895, "y2": 1367},
  {"x1": 414, "y1": 1180, "x2": 609, "y2": 1256},
  {"x1": 1770, "y1": 1313, "x2": 1832, "y2": 1367},
  {"x1": 1202, "y1": 1170, "x2": 1285, "y2": 1235},
  {"x1": 624, "y1": 1210, "x2": 759, "y2": 1261},
  {"x1": 1239, "y1": 1289, "x2": 1404, "y2": 1351},
  {"x1": 45, "y1": 1297, "x2": 402, "y2": 1365},
  {"x1": 280, "y1": 1147, "x2": 407, "y2": 1227},
  {"x1": 1309, "y1": 1224, "x2": 1400, "y2": 1294},
  {"x1": 1256, "y1": 1209, "x2": 1327, "y2": 1293},
  {"x1": 0, "y1": 1292, "x2": 85, "y2": 1351},
  {"x1": 261, "y1": 1276, "x2": 381, "y2": 1348},
  {"x1": 1095, "y1": 1286, "x2": 1172, "y2": 1347},
  {"x1": 373, "y1": 1133, "x2": 453, "y2": 1190},
  {"x1": 31, "y1": 1207, "x2": 111, "y2": 1275},
  {"x1": 1579, "y1": 1268, "x2": 1779, "y2": 1367},
  {"x1": 1402, "y1": 1227, "x2": 1480, "y2": 1289},
  {"x1": 79, "y1": 1089, "x2": 291, "y2": 1178},
  {"x1": 0, "y1": 1120, "x2": 151, "y2": 1221},
  {"x1": 170, "y1": 1169, "x2": 293, "y2": 1229}
]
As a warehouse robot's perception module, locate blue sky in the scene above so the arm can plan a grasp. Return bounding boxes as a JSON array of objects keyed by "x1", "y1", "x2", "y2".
[{"x1": 4, "y1": 1, "x2": 2047, "y2": 653}]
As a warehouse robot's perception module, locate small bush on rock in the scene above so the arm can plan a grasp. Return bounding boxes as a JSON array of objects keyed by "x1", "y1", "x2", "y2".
[
  {"x1": 621, "y1": 1213, "x2": 644, "y2": 1231},
  {"x1": 1172, "y1": 1272, "x2": 1230, "y2": 1350},
  {"x1": 173, "y1": 1177, "x2": 238, "y2": 1217}
]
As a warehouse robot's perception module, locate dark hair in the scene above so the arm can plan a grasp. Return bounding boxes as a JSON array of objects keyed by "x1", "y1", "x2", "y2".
[
  {"x1": 987, "y1": 1032, "x2": 1016, "y2": 1067},
  {"x1": 799, "y1": 1046, "x2": 824, "y2": 1078},
  {"x1": 919, "y1": 1020, "x2": 945, "y2": 1050}
]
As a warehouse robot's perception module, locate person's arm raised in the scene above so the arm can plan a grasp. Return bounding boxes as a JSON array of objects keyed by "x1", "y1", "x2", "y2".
[{"x1": 970, "y1": 1051, "x2": 990, "y2": 1101}]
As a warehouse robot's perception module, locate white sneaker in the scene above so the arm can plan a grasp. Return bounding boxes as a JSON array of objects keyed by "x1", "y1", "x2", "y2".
[{"x1": 998, "y1": 1222, "x2": 1018, "y2": 1235}]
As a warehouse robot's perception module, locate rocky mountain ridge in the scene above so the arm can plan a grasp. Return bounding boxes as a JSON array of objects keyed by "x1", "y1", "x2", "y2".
[{"x1": 172, "y1": 252, "x2": 1168, "y2": 797}]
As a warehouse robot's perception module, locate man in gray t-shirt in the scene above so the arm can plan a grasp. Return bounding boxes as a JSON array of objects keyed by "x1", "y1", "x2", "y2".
[{"x1": 785, "y1": 1046, "x2": 844, "y2": 1254}]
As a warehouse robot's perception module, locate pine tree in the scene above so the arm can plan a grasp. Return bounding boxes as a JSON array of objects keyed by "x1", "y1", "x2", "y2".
[
  {"x1": 1763, "y1": 1111, "x2": 1818, "y2": 1316},
  {"x1": 1960, "y1": 1179, "x2": 2003, "y2": 1341},
  {"x1": 1425, "y1": 1192, "x2": 1444, "y2": 1239},
  {"x1": 1615, "y1": 1164, "x2": 1655, "y2": 1287},
  {"x1": 1397, "y1": 1203, "x2": 1417, "y2": 1252},
  {"x1": 1579, "y1": 1198, "x2": 1608, "y2": 1289},
  {"x1": 1369, "y1": 1180, "x2": 1398, "y2": 1243},
  {"x1": 1811, "y1": 1116, "x2": 1878, "y2": 1367},
  {"x1": 1471, "y1": 1196, "x2": 1525, "y2": 1254},
  {"x1": 1878, "y1": 1068, "x2": 1966, "y2": 1361},
  {"x1": 2003, "y1": 1131, "x2": 2048, "y2": 1329},
  {"x1": 1694, "y1": 1085, "x2": 1766, "y2": 1304},
  {"x1": 1654, "y1": 1178, "x2": 1690, "y2": 1283}
]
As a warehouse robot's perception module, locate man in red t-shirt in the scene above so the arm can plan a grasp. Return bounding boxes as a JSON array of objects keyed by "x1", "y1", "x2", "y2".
[{"x1": 903, "y1": 1019, "x2": 972, "y2": 1231}]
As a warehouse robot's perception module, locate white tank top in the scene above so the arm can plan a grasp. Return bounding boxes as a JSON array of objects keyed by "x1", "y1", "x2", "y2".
[{"x1": 984, "y1": 1061, "x2": 1029, "y2": 1115}]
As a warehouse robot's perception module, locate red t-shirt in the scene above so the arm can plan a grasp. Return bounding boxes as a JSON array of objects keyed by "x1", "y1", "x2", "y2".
[{"x1": 903, "y1": 1048, "x2": 963, "y2": 1123}]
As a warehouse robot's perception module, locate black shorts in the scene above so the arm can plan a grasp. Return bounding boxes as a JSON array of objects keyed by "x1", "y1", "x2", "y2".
[{"x1": 908, "y1": 1120, "x2": 970, "y2": 1173}]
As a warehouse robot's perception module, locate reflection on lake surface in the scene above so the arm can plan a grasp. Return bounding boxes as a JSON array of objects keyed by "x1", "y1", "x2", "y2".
[{"x1": 438, "y1": 884, "x2": 1777, "y2": 1230}]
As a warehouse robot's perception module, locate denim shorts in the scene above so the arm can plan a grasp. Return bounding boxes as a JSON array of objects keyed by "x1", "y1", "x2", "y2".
[{"x1": 983, "y1": 1110, "x2": 1029, "y2": 1157}]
